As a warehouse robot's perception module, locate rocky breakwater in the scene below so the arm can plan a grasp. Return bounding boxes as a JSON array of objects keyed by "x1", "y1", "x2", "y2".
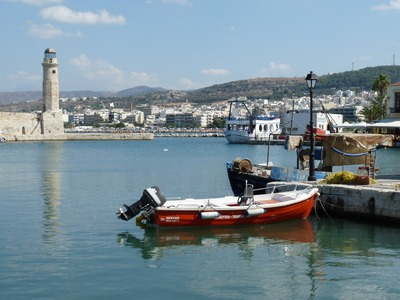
[
  {"x1": 64, "y1": 132, "x2": 154, "y2": 141},
  {"x1": 3, "y1": 132, "x2": 154, "y2": 141}
]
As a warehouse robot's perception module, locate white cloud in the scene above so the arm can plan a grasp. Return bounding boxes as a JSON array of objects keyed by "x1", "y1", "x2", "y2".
[
  {"x1": 372, "y1": 0, "x2": 400, "y2": 10},
  {"x1": 129, "y1": 72, "x2": 150, "y2": 83},
  {"x1": 268, "y1": 62, "x2": 291, "y2": 72},
  {"x1": 201, "y1": 69, "x2": 230, "y2": 76},
  {"x1": 178, "y1": 78, "x2": 196, "y2": 88},
  {"x1": 69, "y1": 55, "x2": 123, "y2": 80},
  {"x1": 7, "y1": 0, "x2": 63, "y2": 5},
  {"x1": 163, "y1": 0, "x2": 192, "y2": 6},
  {"x1": 258, "y1": 62, "x2": 292, "y2": 76},
  {"x1": 69, "y1": 54, "x2": 153, "y2": 90},
  {"x1": 28, "y1": 23, "x2": 81, "y2": 38},
  {"x1": 69, "y1": 54, "x2": 91, "y2": 68},
  {"x1": 40, "y1": 5, "x2": 126, "y2": 25}
]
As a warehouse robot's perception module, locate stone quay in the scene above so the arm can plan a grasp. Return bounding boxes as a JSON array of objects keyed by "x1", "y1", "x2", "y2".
[{"x1": 315, "y1": 179, "x2": 400, "y2": 225}]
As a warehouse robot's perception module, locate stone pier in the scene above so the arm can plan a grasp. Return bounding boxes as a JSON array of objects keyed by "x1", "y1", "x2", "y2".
[
  {"x1": 316, "y1": 181, "x2": 400, "y2": 224},
  {"x1": 4, "y1": 132, "x2": 154, "y2": 141}
]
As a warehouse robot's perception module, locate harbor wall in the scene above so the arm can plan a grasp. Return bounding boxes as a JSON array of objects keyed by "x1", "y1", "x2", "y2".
[
  {"x1": 0, "y1": 111, "x2": 63, "y2": 140},
  {"x1": 64, "y1": 133, "x2": 154, "y2": 140},
  {"x1": 317, "y1": 184, "x2": 400, "y2": 224},
  {"x1": 0, "y1": 111, "x2": 153, "y2": 141},
  {"x1": 4, "y1": 132, "x2": 154, "y2": 141},
  {"x1": 0, "y1": 112, "x2": 43, "y2": 140}
]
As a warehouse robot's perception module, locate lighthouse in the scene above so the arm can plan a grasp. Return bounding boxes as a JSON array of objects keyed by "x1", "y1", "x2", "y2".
[{"x1": 42, "y1": 48, "x2": 59, "y2": 112}]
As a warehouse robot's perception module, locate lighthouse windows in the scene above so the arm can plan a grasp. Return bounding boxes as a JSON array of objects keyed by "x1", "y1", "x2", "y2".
[{"x1": 52, "y1": 70, "x2": 56, "y2": 74}]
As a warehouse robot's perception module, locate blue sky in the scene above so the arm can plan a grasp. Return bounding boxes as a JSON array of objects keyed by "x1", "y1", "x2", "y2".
[{"x1": 1, "y1": 0, "x2": 400, "y2": 92}]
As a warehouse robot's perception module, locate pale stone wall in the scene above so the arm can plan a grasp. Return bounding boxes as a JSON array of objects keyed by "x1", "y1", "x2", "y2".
[
  {"x1": 0, "y1": 110, "x2": 154, "y2": 141},
  {"x1": 0, "y1": 112, "x2": 42, "y2": 140},
  {"x1": 317, "y1": 184, "x2": 400, "y2": 223},
  {"x1": 42, "y1": 111, "x2": 64, "y2": 135},
  {"x1": 0, "y1": 111, "x2": 65, "y2": 141}
]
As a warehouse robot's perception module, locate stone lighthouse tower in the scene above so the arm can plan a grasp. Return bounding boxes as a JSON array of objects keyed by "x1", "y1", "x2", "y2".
[
  {"x1": 42, "y1": 48, "x2": 59, "y2": 112},
  {"x1": 40, "y1": 48, "x2": 64, "y2": 137}
]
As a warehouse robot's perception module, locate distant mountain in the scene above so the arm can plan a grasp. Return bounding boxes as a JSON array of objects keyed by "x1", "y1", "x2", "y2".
[
  {"x1": 184, "y1": 77, "x2": 304, "y2": 102},
  {"x1": 116, "y1": 86, "x2": 166, "y2": 97},
  {"x1": 0, "y1": 86, "x2": 164, "y2": 105},
  {"x1": 2, "y1": 66, "x2": 400, "y2": 109},
  {"x1": 0, "y1": 90, "x2": 114, "y2": 105},
  {"x1": 172, "y1": 65, "x2": 400, "y2": 103},
  {"x1": 60, "y1": 90, "x2": 115, "y2": 99},
  {"x1": 317, "y1": 65, "x2": 400, "y2": 92},
  {"x1": 0, "y1": 91, "x2": 42, "y2": 105}
]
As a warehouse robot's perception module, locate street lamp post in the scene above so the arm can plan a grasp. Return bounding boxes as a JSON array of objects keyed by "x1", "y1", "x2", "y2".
[{"x1": 305, "y1": 71, "x2": 318, "y2": 181}]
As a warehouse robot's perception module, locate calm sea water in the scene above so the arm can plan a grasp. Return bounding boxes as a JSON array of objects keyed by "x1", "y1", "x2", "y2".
[{"x1": 0, "y1": 138, "x2": 399, "y2": 300}]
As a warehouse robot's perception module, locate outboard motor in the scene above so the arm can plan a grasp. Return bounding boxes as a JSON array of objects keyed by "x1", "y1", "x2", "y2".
[{"x1": 117, "y1": 186, "x2": 167, "y2": 221}]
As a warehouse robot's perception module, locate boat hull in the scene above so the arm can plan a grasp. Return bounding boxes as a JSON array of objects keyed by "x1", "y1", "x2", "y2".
[
  {"x1": 151, "y1": 195, "x2": 316, "y2": 228},
  {"x1": 224, "y1": 125, "x2": 281, "y2": 144},
  {"x1": 226, "y1": 161, "x2": 329, "y2": 196},
  {"x1": 227, "y1": 163, "x2": 275, "y2": 196},
  {"x1": 224, "y1": 130, "x2": 252, "y2": 144}
]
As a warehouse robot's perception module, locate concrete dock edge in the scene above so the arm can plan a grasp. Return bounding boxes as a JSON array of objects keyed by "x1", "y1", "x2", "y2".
[{"x1": 316, "y1": 182, "x2": 400, "y2": 225}]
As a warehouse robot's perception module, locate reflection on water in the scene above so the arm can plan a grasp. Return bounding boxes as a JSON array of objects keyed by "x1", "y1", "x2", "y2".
[
  {"x1": 41, "y1": 142, "x2": 64, "y2": 243},
  {"x1": 118, "y1": 219, "x2": 323, "y2": 299},
  {"x1": 117, "y1": 219, "x2": 315, "y2": 260},
  {"x1": 315, "y1": 217, "x2": 400, "y2": 255},
  {"x1": 1, "y1": 139, "x2": 399, "y2": 299}
]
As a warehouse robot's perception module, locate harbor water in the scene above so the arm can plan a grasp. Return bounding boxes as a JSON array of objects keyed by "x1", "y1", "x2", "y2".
[{"x1": 0, "y1": 138, "x2": 399, "y2": 299}]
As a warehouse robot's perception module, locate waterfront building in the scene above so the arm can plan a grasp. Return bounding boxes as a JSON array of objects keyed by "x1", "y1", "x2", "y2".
[
  {"x1": 124, "y1": 110, "x2": 145, "y2": 125},
  {"x1": 368, "y1": 82, "x2": 400, "y2": 138},
  {"x1": 387, "y1": 82, "x2": 400, "y2": 117},
  {"x1": 137, "y1": 105, "x2": 160, "y2": 118},
  {"x1": 83, "y1": 112, "x2": 104, "y2": 126},
  {"x1": 165, "y1": 113, "x2": 195, "y2": 128},
  {"x1": 68, "y1": 114, "x2": 83, "y2": 125},
  {"x1": 194, "y1": 114, "x2": 208, "y2": 128},
  {"x1": 328, "y1": 105, "x2": 362, "y2": 122}
]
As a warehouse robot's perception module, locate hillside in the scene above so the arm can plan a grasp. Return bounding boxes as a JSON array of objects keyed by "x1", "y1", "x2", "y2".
[
  {"x1": 134, "y1": 65, "x2": 400, "y2": 104},
  {"x1": 1, "y1": 65, "x2": 400, "y2": 112}
]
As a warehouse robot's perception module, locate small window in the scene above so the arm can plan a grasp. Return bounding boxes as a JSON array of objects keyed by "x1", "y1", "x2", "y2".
[
  {"x1": 395, "y1": 92, "x2": 400, "y2": 113},
  {"x1": 52, "y1": 70, "x2": 56, "y2": 74}
]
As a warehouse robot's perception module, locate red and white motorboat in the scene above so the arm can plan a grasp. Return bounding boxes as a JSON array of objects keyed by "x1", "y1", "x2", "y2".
[{"x1": 117, "y1": 183, "x2": 319, "y2": 228}]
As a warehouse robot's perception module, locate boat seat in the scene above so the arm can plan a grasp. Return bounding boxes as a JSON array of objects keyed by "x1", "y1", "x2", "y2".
[
  {"x1": 273, "y1": 193, "x2": 297, "y2": 201},
  {"x1": 255, "y1": 199, "x2": 280, "y2": 205},
  {"x1": 209, "y1": 202, "x2": 231, "y2": 208}
]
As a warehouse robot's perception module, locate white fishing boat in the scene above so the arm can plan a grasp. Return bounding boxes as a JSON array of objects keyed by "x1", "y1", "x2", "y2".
[{"x1": 224, "y1": 97, "x2": 281, "y2": 144}]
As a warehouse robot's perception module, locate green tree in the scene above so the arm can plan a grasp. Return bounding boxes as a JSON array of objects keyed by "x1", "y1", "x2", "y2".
[
  {"x1": 208, "y1": 117, "x2": 225, "y2": 128},
  {"x1": 360, "y1": 103, "x2": 383, "y2": 122},
  {"x1": 371, "y1": 73, "x2": 390, "y2": 120}
]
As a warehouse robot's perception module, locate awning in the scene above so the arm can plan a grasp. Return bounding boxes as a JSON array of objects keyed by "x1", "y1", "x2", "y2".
[
  {"x1": 367, "y1": 118, "x2": 400, "y2": 128},
  {"x1": 334, "y1": 122, "x2": 368, "y2": 128},
  {"x1": 321, "y1": 133, "x2": 394, "y2": 167}
]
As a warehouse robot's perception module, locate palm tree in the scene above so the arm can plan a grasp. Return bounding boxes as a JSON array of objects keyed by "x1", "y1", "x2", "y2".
[
  {"x1": 371, "y1": 74, "x2": 391, "y2": 120},
  {"x1": 360, "y1": 103, "x2": 383, "y2": 123}
]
